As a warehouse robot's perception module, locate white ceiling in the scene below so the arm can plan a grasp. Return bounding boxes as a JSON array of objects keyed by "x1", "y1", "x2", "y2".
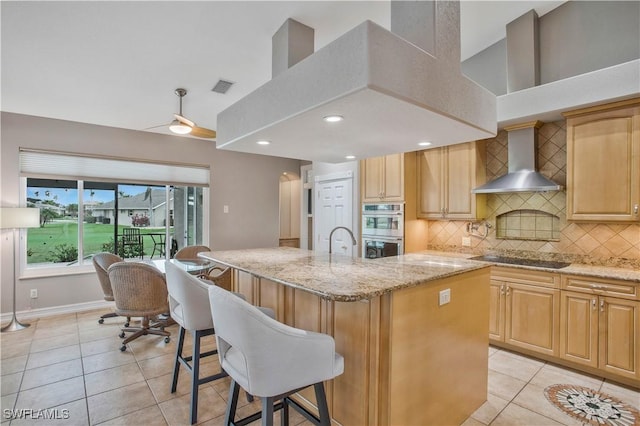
[{"x1": 1, "y1": 1, "x2": 565, "y2": 143}]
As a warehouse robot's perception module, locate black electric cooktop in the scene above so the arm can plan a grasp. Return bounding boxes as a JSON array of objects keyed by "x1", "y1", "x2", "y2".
[{"x1": 469, "y1": 255, "x2": 571, "y2": 270}]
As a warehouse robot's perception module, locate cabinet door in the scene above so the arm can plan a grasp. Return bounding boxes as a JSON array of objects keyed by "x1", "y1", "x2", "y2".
[
  {"x1": 382, "y1": 153, "x2": 404, "y2": 201},
  {"x1": 599, "y1": 297, "x2": 640, "y2": 380},
  {"x1": 489, "y1": 280, "x2": 505, "y2": 342},
  {"x1": 362, "y1": 157, "x2": 384, "y2": 202},
  {"x1": 566, "y1": 102, "x2": 640, "y2": 221},
  {"x1": 559, "y1": 291, "x2": 598, "y2": 368},
  {"x1": 417, "y1": 148, "x2": 445, "y2": 218},
  {"x1": 446, "y1": 143, "x2": 475, "y2": 219},
  {"x1": 505, "y1": 283, "x2": 559, "y2": 356}
]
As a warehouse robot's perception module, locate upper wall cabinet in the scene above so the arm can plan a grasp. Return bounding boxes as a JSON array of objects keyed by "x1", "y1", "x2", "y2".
[
  {"x1": 564, "y1": 98, "x2": 640, "y2": 222},
  {"x1": 361, "y1": 153, "x2": 404, "y2": 202},
  {"x1": 417, "y1": 141, "x2": 487, "y2": 220}
]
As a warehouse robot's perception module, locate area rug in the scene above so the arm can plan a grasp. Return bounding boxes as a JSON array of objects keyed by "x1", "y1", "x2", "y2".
[{"x1": 544, "y1": 384, "x2": 640, "y2": 426}]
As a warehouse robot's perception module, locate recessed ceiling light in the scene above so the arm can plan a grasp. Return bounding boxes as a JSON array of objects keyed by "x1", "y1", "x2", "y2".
[
  {"x1": 345, "y1": 155, "x2": 356, "y2": 160},
  {"x1": 256, "y1": 140, "x2": 270, "y2": 145},
  {"x1": 323, "y1": 115, "x2": 344, "y2": 123},
  {"x1": 418, "y1": 141, "x2": 432, "y2": 147}
]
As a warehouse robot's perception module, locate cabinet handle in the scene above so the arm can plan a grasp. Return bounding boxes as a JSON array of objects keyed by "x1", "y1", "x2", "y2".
[
  {"x1": 592, "y1": 299, "x2": 597, "y2": 310},
  {"x1": 500, "y1": 284, "x2": 505, "y2": 295},
  {"x1": 505, "y1": 286, "x2": 510, "y2": 296},
  {"x1": 600, "y1": 299, "x2": 605, "y2": 312},
  {"x1": 634, "y1": 204, "x2": 639, "y2": 216},
  {"x1": 441, "y1": 208, "x2": 446, "y2": 218}
]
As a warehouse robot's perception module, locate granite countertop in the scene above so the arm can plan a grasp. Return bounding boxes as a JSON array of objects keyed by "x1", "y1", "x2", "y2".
[
  {"x1": 417, "y1": 250, "x2": 640, "y2": 283},
  {"x1": 198, "y1": 247, "x2": 489, "y2": 302}
]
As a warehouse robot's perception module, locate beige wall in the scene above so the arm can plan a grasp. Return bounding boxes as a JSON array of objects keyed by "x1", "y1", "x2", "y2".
[
  {"x1": 0, "y1": 112, "x2": 300, "y2": 313},
  {"x1": 426, "y1": 120, "x2": 640, "y2": 267}
]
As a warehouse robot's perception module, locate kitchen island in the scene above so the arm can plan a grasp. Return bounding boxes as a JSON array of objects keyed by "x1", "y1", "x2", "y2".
[{"x1": 199, "y1": 247, "x2": 491, "y2": 426}]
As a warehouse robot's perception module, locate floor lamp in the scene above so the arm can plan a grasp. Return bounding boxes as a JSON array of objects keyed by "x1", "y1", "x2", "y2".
[{"x1": 1, "y1": 207, "x2": 40, "y2": 332}]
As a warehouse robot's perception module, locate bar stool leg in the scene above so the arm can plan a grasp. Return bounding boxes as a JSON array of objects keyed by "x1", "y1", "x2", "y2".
[
  {"x1": 225, "y1": 379, "x2": 241, "y2": 426},
  {"x1": 314, "y1": 383, "x2": 330, "y2": 426},
  {"x1": 171, "y1": 326, "x2": 186, "y2": 393},
  {"x1": 190, "y1": 330, "x2": 202, "y2": 424},
  {"x1": 261, "y1": 397, "x2": 274, "y2": 426}
]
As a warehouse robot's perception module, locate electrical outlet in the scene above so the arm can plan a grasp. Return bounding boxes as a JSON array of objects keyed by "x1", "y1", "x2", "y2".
[
  {"x1": 462, "y1": 237, "x2": 471, "y2": 247},
  {"x1": 223, "y1": 205, "x2": 229, "y2": 214},
  {"x1": 439, "y1": 288, "x2": 451, "y2": 306},
  {"x1": 30, "y1": 289, "x2": 38, "y2": 299}
]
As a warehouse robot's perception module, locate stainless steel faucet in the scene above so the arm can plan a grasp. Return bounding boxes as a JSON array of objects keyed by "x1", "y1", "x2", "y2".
[{"x1": 328, "y1": 226, "x2": 357, "y2": 254}]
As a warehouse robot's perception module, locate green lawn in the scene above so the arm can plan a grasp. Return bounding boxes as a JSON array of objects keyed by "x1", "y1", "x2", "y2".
[{"x1": 27, "y1": 221, "x2": 171, "y2": 264}]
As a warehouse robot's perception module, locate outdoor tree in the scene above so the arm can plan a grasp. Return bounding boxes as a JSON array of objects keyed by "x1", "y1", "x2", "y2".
[{"x1": 39, "y1": 208, "x2": 58, "y2": 227}]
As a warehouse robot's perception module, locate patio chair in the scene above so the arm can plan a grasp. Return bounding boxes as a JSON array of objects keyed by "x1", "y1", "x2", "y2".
[{"x1": 120, "y1": 227, "x2": 143, "y2": 259}]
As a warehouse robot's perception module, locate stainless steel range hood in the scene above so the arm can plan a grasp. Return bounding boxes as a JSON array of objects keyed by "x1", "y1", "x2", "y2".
[
  {"x1": 472, "y1": 121, "x2": 562, "y2": 194},
  {"x1": 216, "y1": 1, "x2": 496, "y2": 163}
]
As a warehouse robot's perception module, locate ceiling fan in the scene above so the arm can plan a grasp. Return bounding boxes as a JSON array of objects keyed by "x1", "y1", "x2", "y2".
[{"x1": 164, "y1": 88, "x2": 216, "y2": 139}]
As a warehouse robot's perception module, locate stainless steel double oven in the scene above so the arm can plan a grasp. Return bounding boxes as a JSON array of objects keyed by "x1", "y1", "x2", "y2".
[{"x1": 361, "y1": 203, "x2": 404, "y2": 259}]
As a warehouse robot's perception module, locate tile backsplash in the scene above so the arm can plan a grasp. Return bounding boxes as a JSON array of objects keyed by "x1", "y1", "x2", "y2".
[{"x1": 426, "y1": 120, "x2": 640, "y2": 268}]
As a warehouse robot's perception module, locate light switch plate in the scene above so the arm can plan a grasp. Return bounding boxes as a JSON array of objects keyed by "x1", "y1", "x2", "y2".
[
  {"x1": 439, "y1": 288, "x2": 451, "y2": 306},
  {"x1": 462, "y1": 237, "x2": 471, "y2": 247}
]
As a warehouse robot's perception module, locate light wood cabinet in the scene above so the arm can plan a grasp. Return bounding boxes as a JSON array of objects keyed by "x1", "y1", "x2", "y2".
[
  {"x1": 417, "y1": 141, "x2": 486, "y2": 220},
  {"x1": 489, "y1": 267, "x2": 560, "y2": 357},
  {"x1": 564, "y1": 98, "x2": 640, "y2": 222},
  {"x1": 361, "y1": 153, "x2": 404, "y2": 202},
  {"x1": 560, "y1": 275, "x2": 640, "y2": 381}
]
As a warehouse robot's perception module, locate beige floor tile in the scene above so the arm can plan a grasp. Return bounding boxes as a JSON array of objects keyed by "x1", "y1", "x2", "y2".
[
  {"x1": 138, "y1": 354, "x2": 175, "y2": 380},
  {"x1": 512, "y1": 383, "x2": 583, "y2": 425},
  {"x1": 488, "y1": 346, "x2": 500, "y2": 357},
  {"x1": 470, "y1": 393, "x2": 509, "y2": 424},
  {"x1": 20, "y1": 358, "x2": 83, "y2": 391},
  {"x1": 78, "y1": 324, "x2": 124, "y2": 343},
  {"x1": 98, "y1": 405, "x2": 168, "y2": 426},
  {"x1": 210, "y1": 376, "x2": 253, "y2": 409},
  {"x1": 1, "y1": 393, "x2": 17, "y2": 424},
  {"x1": 1, "y1": 372, "x2": 22, "y2": 396},
  {"x1": 599, "y1": 380, "x2": 640, "y2": 409},
  {"x1": 10, "y1": 398, "x2": 88, "y2": 426},
  {"x1": 84, "y1": 362, "x2": 146, "y2": 396},
  {"x1": 80, "y1": 336, "x2": 119, "y2": 357},
  {"x1": 87, "y1": 381, "x2": 156, "y2": 425},
  {"x1": 32, "y1": 323, "x2": 78, "y2": 340},
  {"x1": 487, "y1": 369, "x2": 528, "y2": 401},
  {"x1": 1, "y1": 355, "x2": 28, "y2": 376},
  {"x1": 530, "y1": 362, "x2": 604, "y2": 390},
  {"x1": 128, "y1": 336, "x2": 175, "y2": 361},
  {"x1": 82, "y1": 348, "x2": 136, "y2": 374},
  {"x1": 29, "y1": 332, "x2": 80, "y2": 353},
  {"x1": 15, "y1": 376, "x2": 85, "y2": 411},
  {"x1": 159, "y1": 386, "x2": 227, "y2": 426},
  {"x1": 489, "y1": 350, "x2": 545, "y2": 382},
  {"x1": 0, "y1": 341, "x2": 31, "y2": 360},
  {"x1": 0, "y1": 328, "x2": 35, "y2": 346},
  {"x1": 461, "y1": 417, "x2": 487, "y2": 426},
  {"x1": 76, "y1": 308, "x2": 115, "y2": 322},
  {"x1": 491, "y1": 403, "x2": 564, "y2": 425},
  {"x1": 33, "y1": 314, "x2": 78, "y2": 330},
  {"x1": 146, "y1": 372, "x2": 191, "y2": 404},
  {"x1": 25, "y1": 344, "x2": 81, "y2": 370}
]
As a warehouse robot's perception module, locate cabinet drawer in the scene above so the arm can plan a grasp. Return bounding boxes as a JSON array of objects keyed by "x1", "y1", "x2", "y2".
[
  {"x1": 492, "y1": 266, "x2": 560, "y2": 289},
  {"x1": 562, "y1": 275, "x2": 639, "y2": 300}
]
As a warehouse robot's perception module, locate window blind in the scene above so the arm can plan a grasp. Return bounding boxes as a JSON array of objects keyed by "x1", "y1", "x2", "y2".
[{"x1": 19, "y1": 149, "x2": 209, "y2": 187}]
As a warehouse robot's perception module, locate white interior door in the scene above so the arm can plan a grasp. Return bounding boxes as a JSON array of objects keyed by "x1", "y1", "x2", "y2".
[{"x1": 314, "y1": 172, "x2": 354, "y2": 255}]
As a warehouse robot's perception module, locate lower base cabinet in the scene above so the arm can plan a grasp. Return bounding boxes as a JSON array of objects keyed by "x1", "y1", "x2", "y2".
[
  {"x1": 489, "y1": 267, "x2": 560, "y2": 357},
  {"x1": 560, "y1": 280, "x2": 640, "y2": 382}
]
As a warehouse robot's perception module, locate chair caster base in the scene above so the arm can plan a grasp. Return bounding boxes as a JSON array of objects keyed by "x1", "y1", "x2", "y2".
[
  {"x1": 120, "y1": 345, "x2": 126, "y2": 352},
  {"x1": 119, "y1": 332, "x2": 125, "y2": 338},
  {"x1": 124, "y1": 322, "x2": 130, "y2": 327},
  {"x1": 98, "y1": 318, "x2": 104, "y2": 324},
  {"x1": 164, "y1": 337, "x2": 170, "y2": 343}
]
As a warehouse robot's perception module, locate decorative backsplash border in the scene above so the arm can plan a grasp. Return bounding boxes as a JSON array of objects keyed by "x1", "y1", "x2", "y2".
[{"x1": 424, "y1": 120, "x2": 640, "y2": 269}]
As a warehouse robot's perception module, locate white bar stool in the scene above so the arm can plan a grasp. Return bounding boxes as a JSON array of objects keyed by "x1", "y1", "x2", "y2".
[{"x1": 207, "y1": 283, "x2": 344, "y2": 426}]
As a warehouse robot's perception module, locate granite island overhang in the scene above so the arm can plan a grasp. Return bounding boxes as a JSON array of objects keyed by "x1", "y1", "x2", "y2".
[{"x1": 199, "y1": 247, "x2": 491, "y2": 426}]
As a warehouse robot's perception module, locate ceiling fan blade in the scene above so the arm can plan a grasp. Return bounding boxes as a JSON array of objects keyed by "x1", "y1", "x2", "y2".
[
  {"x1": 190, "y1": 126, "x2": 217, "y2": 139},
  {"x1": 174, "y1": 113, "x2": 195, "y2": 128},
  {"x1": 144, "y1": 122, "x2": 171, "y2": 130}
]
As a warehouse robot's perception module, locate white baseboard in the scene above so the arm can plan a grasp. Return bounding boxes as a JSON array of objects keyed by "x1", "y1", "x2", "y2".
[{"x1": 1, "y1": 300, "x2": 114, "y2": 323}]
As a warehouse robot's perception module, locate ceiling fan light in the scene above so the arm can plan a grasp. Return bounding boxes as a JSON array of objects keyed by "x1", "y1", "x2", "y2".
[{"x1": 169, "y1": 119, "x2": 192, "y2": 135}]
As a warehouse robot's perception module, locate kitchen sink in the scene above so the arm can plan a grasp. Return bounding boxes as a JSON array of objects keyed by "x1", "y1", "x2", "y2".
[{"x1": 469, "y1": 255, "x2": 571, "y2": 269}]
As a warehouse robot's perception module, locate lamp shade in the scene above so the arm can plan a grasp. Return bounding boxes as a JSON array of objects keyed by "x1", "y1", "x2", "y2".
[{"x1": 0, "y1": 208, "x2": 40, "y2": 229}]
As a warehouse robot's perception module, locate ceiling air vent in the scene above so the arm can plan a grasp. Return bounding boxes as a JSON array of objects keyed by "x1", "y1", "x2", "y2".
[{"x1": 212, "y1": 79, "x2": 234, "y2": 94}]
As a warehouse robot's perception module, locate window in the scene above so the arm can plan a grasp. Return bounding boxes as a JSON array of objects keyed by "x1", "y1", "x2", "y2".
[{"x1": 20, "y1": 150, "x2": 209, "y2": 273}]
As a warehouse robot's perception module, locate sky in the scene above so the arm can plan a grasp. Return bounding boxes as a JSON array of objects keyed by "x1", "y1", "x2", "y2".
[{"x1": 27, "y1": 184, "x2": 164, "y2": 206}]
